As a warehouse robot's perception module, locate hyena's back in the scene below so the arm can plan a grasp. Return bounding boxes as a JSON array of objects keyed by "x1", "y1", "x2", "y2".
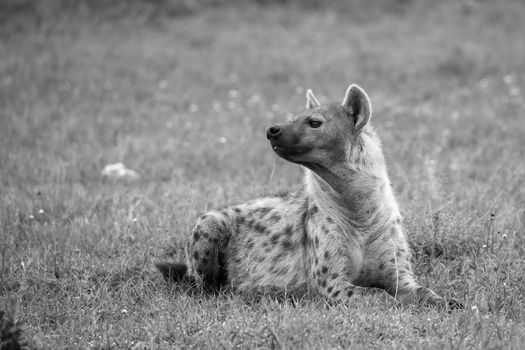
[{"x1": 191, "y1": 193, "x2": 311, "y2": 290}]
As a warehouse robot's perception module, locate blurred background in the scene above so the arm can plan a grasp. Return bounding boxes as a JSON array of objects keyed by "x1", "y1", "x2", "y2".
[{"x1": 2, "y1": 0, "x2": 524, "y2": 227}]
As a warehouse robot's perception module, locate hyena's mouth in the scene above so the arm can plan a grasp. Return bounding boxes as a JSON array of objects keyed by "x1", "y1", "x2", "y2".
[{"x1": 272, "y1": 145, "x2": 309, "y2": 157}]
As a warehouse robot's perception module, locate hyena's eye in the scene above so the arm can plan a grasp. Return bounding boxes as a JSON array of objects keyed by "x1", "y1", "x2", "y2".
[{"x1": 309, "y1": 120, "x2": 322, "y2": 128}]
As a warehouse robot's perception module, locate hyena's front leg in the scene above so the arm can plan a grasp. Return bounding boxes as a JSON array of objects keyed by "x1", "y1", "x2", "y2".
[
  {"x1": 190, "y1": 211, "x2": 232, "y2": 291},
  {"x1": 375, "y1": 226, "x2": 463, "y2": 309},
  {"x1": 312, "y1": 233, "x2": 366, "y2": 303},
  {"x1": 313, "y1": 260, "x2": 369, "y2": 304}
]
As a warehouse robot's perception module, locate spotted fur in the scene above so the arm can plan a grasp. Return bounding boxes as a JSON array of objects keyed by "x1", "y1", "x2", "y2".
[{"x1": 157, "y1": 84, "x2": 462, "y2": 309}]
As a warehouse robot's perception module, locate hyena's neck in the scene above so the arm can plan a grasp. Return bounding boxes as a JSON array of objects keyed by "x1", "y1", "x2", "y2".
[{"x1": 304, "y1": 132, "x2": 401, "y2": 231}]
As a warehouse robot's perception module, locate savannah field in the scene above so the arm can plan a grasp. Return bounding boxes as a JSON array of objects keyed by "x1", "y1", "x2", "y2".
[{"x1": 1, "y1": 0, "x2": 525, "y2": 348}]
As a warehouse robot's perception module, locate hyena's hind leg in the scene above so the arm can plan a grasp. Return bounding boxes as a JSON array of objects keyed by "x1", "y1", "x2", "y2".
[
  {"x1": 189, "y1": 211, "x2": 232, "y2": 291},
  {"x1": 372, "y1": 226, "x2": 463, "y2": 309}
]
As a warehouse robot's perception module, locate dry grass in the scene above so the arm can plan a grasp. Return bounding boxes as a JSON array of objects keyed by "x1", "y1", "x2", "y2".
[{"x1": 1, "y1": 0, "x2": 525, "y2": 348}]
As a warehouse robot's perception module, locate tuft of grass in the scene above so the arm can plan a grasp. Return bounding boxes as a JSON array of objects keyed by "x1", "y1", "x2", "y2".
[{"x1": 0, "y1": 298, "x2": 25, "y2": 350}]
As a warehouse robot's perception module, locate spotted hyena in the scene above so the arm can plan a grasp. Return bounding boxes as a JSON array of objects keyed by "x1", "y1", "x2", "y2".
[{"x1": 157, "y1": 84, "x2": 461, "y2": 308}]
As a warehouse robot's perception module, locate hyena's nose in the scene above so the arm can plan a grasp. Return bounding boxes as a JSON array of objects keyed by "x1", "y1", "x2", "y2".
[{"x1": 267, "y1": 125, "x2": 281, "y2": 140}]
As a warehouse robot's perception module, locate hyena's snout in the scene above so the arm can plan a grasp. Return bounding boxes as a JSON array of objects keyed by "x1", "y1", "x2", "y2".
[
  {"x1": 267, "y1": 123, "x2": 304, "y2": 159},
  {"x1": 266, "y1": 125, "x2": 282, "y2": 140}
]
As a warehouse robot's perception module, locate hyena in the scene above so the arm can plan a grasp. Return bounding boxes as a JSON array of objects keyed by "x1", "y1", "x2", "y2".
[{"x1": 157, "y1": 84, "x2": 462, "y2": 308}]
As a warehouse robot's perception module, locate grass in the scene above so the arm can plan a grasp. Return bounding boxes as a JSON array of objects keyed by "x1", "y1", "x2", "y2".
[{"x1": 1, "y1": 0, "x2": 525, "y2": 348}]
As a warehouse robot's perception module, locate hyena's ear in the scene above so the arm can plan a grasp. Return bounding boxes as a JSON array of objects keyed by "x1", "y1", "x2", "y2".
[
  {"x1": 342, "y1": 84, "x2": 372, "y2": 133},
  {"x1": 306, "y1": 89, "x2": 320, "y2": 109}
]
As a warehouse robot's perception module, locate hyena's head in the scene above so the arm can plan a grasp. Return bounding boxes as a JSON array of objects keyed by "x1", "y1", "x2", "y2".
[{"x1": 267, "y1": 84, "x2": 373, "y2": 168}]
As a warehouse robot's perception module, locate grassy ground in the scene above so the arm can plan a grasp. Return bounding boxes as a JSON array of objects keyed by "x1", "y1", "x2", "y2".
[{"x1": 1, "y1": 0, "x2": 525, "y2": 348}]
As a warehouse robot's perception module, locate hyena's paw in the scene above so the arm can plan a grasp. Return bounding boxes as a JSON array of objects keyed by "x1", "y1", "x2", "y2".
[
  {"x1": 425, "y1": 296, "x2": 464, "y2": 312},
  {"x1": 406, "y1": 286, "x2": 463, "y2": 310}
]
